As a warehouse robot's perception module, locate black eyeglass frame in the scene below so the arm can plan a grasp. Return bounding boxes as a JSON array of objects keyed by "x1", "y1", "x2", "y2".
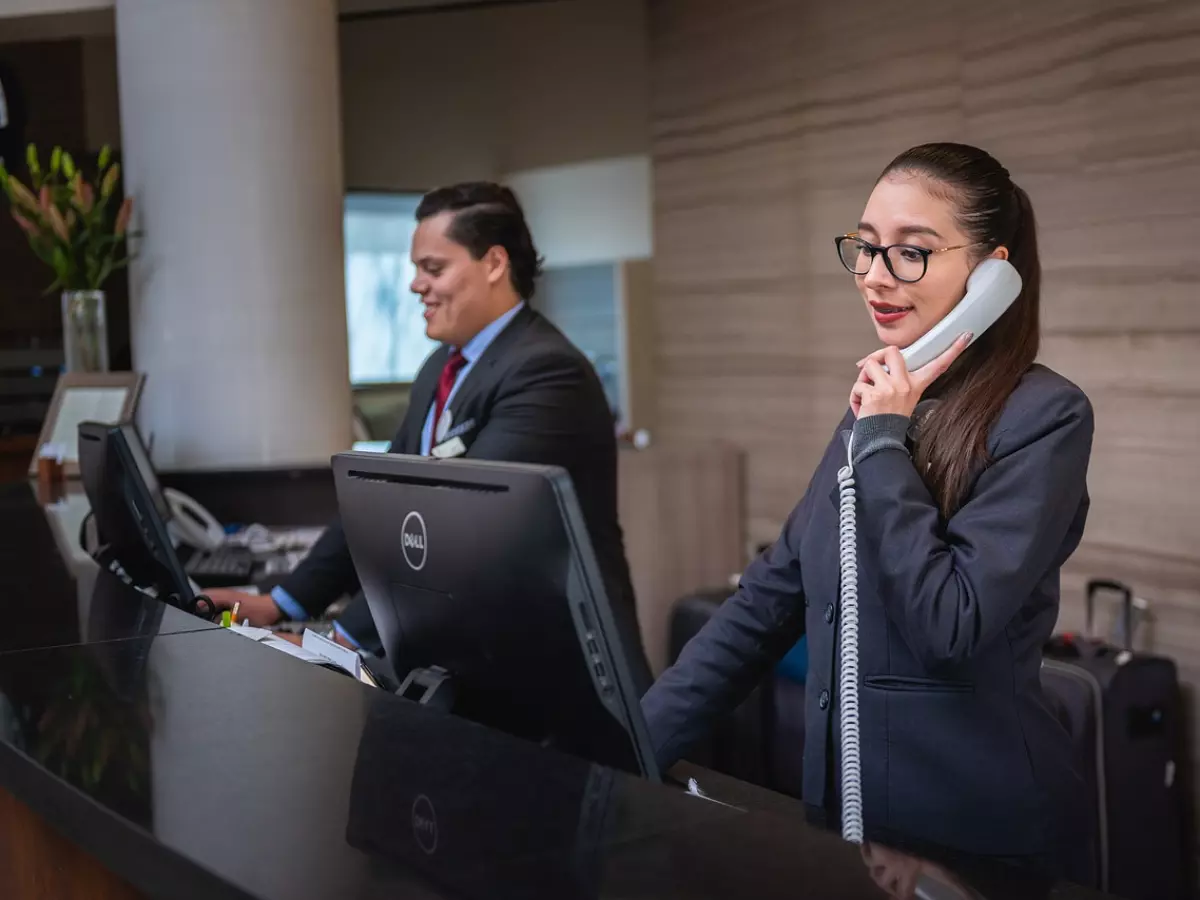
[{"x1": 833, "y1": 232, "x2": 982, "y2": 284}]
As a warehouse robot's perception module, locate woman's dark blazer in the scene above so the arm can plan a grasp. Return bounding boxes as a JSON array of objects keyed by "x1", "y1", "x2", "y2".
[{"x1": 642, "y1": 364, "x2": 1094, "y2": 859}]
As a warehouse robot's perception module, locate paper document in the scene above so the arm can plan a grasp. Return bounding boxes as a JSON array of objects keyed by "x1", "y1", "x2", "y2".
[
  {"x1": 303, "y1": 628, "x2": 362, "y2": 680},
  {"x1": 226, "y1": 624, "x2": 376, "y2": 686},
  {"x1": 227, "y1": 624, "x2": 275, "y2": 642}
]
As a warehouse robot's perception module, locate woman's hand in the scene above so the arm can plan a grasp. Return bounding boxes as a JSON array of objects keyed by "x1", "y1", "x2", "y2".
[
  {"x1": 860, "y1": 843, "x2": 922, "y2": 899},
  {"x1": 849, "y1": 333, "x2": 971, "y2": 419}
]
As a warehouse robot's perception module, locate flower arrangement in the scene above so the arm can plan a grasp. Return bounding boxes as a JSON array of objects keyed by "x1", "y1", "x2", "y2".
[{"x1": 0, "y1": 143, "x2": 134, "y2": 293}]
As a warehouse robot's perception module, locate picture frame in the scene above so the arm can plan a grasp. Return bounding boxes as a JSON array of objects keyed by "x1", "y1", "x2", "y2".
[{"x1": 28, "y1": 372, "x2": 146, "y2": 479}]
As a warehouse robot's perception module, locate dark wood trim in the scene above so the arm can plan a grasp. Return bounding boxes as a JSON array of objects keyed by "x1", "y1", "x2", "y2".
[
  {"x1": 339, "y1": 0, "x2": 558, "y2": 25},
  {"x1": 0, "y1": 784, "x2": 145, "y2": 900}
]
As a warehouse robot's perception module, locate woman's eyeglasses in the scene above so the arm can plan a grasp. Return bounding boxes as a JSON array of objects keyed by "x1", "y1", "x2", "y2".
[{"x1": 834, "y1": 232, "x2": 981, "y2": 284}]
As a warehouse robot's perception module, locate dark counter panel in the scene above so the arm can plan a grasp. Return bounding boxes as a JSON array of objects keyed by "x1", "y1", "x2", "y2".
[{"x1": 0, "y1": 473, "x2": 1117, "y2": 900}]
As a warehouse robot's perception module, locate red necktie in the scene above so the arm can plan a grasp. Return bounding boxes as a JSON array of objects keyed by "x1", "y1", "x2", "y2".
[{"x1": 431, "y1": 349, "x2": 467, "y2": 445}]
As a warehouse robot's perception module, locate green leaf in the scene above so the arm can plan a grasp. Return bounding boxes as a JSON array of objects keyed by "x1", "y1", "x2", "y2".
[
  {"x1": 50, "y1": 146, "x2": 62, "y2": 174},
  {"x1": 28, "y1": 240, "x2": 55, "y2": 265},
  {"x1": 25, "y1": 143, "x2": 39, "y2": 175},
  {"x1": 98, "y1": 145, "x2": 112, "y2": 171},
  {"x1": 95, "y1": 257, "x2": 114, "y2": 288},
  {"x1": 61, "y1": 152, "x2": 76, "y2": 179}
]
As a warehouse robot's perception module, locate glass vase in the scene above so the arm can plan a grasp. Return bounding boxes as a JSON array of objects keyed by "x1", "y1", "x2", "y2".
[{"x1": 61, "y1": 289, "x2": 110, "y2": 373}]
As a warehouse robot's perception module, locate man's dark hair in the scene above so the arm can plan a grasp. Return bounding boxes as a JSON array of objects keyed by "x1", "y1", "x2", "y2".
[{"x1": 416, "y1": 181, "x2": 544, "y2": 301}]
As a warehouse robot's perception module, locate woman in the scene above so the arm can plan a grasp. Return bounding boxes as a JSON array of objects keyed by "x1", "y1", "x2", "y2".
[{"x1": 642, "y1": 143, "x2": 1094, "y2": 876}]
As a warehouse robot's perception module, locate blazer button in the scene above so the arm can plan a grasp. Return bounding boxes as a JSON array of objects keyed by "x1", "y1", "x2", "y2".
[
  {"x1": 824, "y1": 603, "x2": 835, "y2": 624},
  {"x1": 819, "y1": 689, "x2": 830, "y2": 710}
]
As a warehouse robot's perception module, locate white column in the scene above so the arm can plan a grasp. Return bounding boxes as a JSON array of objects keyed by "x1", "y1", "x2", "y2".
[{"x1": 115, "y1": 0, "x2": 351, "y2": 469}]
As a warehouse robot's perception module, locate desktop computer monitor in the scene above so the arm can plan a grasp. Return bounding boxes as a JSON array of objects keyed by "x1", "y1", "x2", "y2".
[
  {"x1": 332, "y1": 451, "x2": 660, "y2": 781},
  {"x1": 77, "y1": 420, "x2": 207, "y2": 617}
]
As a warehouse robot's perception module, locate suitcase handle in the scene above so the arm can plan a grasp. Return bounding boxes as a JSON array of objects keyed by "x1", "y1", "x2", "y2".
[{"x1": 1086, "y1": 578, "x2": 1134, "y2": 650}]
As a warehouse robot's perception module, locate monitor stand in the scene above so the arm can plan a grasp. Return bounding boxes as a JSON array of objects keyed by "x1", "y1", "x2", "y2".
[
  {"x1": 396, "y1": 665, "x2": 455, "y2": 711},
  {"x1": 90, "y1": 544, "x2": 208, "y2": 617}
]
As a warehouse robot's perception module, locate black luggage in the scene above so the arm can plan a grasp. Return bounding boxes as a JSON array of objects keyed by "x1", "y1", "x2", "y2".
[{"x1": 1043, "y1": 579, "x2": 1192, "y2": 900}]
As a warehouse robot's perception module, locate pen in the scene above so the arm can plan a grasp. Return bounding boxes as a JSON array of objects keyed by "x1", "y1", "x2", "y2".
[
  {"x1": 232, "y1": 601, "x2": 241, "y2": 626},
  {"x1": 221, "y1": 610, "x2": 232, "y2": 628}
]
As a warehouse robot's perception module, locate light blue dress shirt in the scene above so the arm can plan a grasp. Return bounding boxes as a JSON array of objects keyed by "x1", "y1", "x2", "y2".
[
  {"x1": 271, "y1": 302, "x2": 526, "y2": 646},
  {"x1": 418, "y1": 301, "x2": 525, "y2": 455}
]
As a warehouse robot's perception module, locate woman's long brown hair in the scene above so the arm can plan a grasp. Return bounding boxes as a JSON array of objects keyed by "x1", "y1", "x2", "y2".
[{"x1": 879, "y1": 143, "x2": 1041, "y2": 518}]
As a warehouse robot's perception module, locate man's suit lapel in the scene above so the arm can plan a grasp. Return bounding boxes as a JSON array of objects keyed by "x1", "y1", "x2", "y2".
[
  {"x1": 395, "y1": 345, "x2": 449, "y2": 454},
  {"x1": 441, "y1": 305, "x2": 536, "y2": 418}
]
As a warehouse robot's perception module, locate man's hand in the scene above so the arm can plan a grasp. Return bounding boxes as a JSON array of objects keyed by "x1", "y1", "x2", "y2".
[{"x1": 205, "y1": 588, "x2": 283, "y2": 627}]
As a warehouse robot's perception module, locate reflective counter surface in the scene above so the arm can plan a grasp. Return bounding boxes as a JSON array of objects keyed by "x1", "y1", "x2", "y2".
[{"x1": 0, "y1": 482, "x2": 1115, "y2": 899}]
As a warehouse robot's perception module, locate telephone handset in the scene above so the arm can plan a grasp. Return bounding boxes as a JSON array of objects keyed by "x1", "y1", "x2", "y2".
[
  {"x1": 835, "y1": 256, "x2": 1023, "y2": 845},
  {"x1": 900, "y1": 257, "x2": 1023, "y2": 372},
  {"x1": 164, "y1": 487, "x2": 226, "y2": 552}
]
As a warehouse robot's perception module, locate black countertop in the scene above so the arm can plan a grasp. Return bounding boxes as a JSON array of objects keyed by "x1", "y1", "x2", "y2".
[{"x1": 0, "y1": 481, "x2": 1115, "y2": 900}]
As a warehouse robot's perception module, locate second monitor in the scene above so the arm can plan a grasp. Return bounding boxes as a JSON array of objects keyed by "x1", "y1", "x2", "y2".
[{"x1": 333, "y1": 452, "x2": 659, "y2": 781}]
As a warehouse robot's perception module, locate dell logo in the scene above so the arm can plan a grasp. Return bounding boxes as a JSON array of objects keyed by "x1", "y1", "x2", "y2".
[
  {"x1": 411, "y1": 794, "x2": 438, "y2": 854},
  {"x1": 401, "y1": 511, "x2": 428, "y2": 571}
]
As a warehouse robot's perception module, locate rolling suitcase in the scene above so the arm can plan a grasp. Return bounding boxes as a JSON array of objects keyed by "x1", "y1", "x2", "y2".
[{"x1": 1043, "y1": 579, "x2": 1191, "y2": 900}]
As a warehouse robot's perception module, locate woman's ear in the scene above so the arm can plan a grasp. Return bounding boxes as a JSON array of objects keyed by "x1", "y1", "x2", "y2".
[{"x1": 989, "y1": 245, "x2": 1010, "y2": 262}]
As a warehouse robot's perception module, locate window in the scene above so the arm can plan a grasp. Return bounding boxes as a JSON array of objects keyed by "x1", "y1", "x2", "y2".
[{"x1": 343, "y1": 192, "x2": 437, "y2": 385}]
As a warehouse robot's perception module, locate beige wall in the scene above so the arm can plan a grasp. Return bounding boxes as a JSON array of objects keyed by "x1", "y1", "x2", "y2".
[
  {"x1": 6, "y1": 0, "x2": 652, "y2": 189},
  {"x1": 507, "y1": 155, "x2": 652, "y2": 267},
  {"x1": 338, "y1": 0, "x2": 649, "y2": 190},
  {"x1": 3, "y1": 1, "x2": 653, "y2": 262}
]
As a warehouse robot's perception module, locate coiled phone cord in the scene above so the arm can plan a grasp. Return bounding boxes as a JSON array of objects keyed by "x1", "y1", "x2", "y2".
[{"x1": 836, "y1": 437, "x2": 864, "y2": 844}]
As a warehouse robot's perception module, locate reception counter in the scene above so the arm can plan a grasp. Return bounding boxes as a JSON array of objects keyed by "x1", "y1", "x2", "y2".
[{"x1": 0, "y1": 481, "x2": 1114, "y2": 899}]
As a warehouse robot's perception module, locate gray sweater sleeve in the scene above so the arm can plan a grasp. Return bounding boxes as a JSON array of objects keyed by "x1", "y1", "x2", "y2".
[{"x1": 851, "y1": 414, "x2": 909, "y2": 466}]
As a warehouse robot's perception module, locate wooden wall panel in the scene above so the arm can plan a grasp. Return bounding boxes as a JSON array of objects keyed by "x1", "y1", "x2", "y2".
[
  {"x1": 649, "y1": 0, "x2": 1200, "y2": 852},
  {"x1": 619, "y1": 444, "x2": 744, "y2": 673}
]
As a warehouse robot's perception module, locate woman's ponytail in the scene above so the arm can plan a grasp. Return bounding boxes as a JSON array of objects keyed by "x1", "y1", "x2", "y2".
[{"x1": 880, "y1": 144, "x2": 1042, "y2": 517}]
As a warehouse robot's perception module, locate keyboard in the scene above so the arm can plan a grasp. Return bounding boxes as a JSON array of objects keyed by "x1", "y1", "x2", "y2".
[{"x1": 185, "y1": 547, "x2": 256, "y2": 586}]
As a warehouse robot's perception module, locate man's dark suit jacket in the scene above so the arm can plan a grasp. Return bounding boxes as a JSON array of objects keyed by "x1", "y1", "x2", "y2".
[
  {"x1": 642, "y1": 365, "x2": 1095, "y2": 866},
  {"x1": 276, "y1": 305, "x2": 651, "y2": 689}
]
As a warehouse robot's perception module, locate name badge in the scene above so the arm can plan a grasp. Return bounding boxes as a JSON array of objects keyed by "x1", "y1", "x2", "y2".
[
  {"x1": 431, "y1": 436, "x2": 467, "y2": 459},
  {"x1": 435, "y1": 407, "x2": 454, "y2": 444}
]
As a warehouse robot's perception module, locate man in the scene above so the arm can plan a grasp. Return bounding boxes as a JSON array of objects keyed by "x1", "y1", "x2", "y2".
[{"x1": 210, "y1": 182, "x2": 649, "y2": 688}]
